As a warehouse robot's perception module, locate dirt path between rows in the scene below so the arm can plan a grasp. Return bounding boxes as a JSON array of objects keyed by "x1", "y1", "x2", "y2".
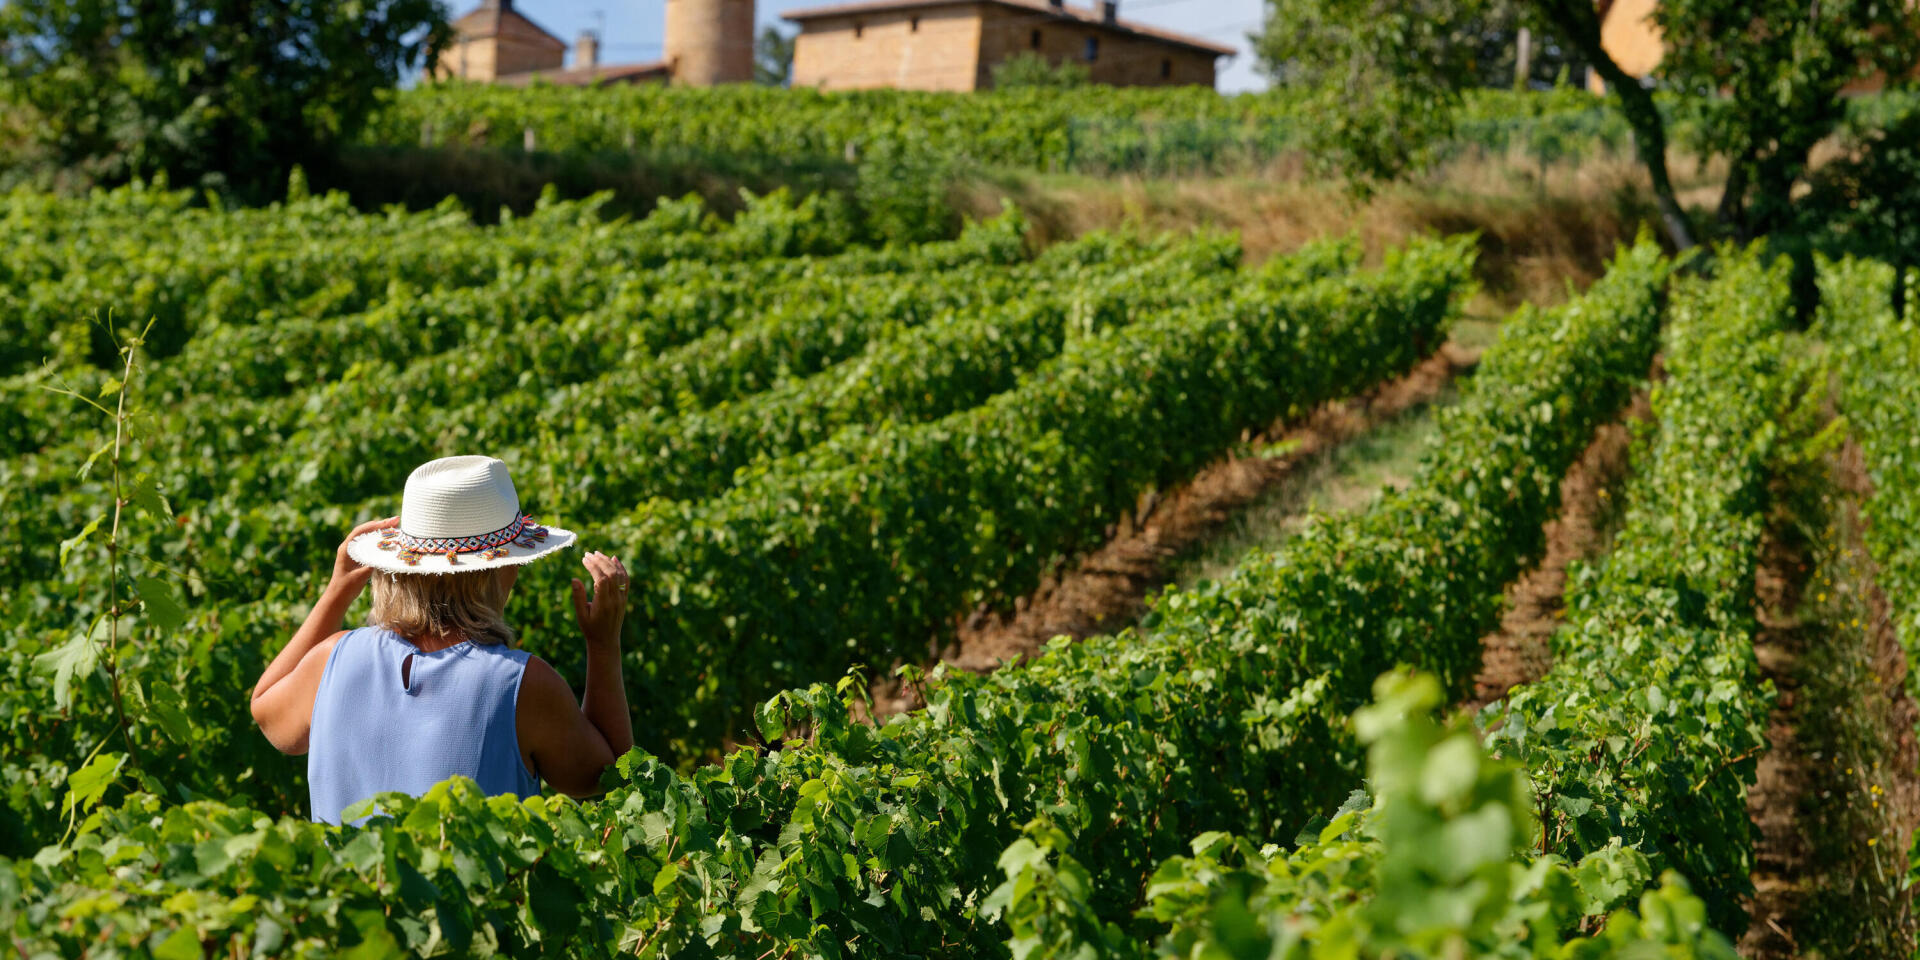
[
  {"x1": 1738, "y1": 440, "x2": 1920, "y2": 958},
  {"x1": 1741, "y1": 494, "x2": 1820, "y2": 958},
  {"x1": 868, "y1": 342, "x2": 1479, "y2": 717},
  {"x1": 1461, "y1": 392, "x2": 1647, "y2": 714}
]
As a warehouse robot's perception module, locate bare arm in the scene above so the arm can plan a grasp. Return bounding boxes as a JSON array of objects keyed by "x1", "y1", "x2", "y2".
[
  {"x1": 250, "y1": 632, "x2": 342, "y2": 755},
  {"x1": 250, "y1": 517, "x2": 397, "y2": 753},
  {"x1": 518, "y1": 551, "x2": 633, "y2": 797}
]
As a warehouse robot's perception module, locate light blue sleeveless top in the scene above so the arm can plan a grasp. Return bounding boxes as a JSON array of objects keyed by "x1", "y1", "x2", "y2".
[{"x1": 308, "y1": 626, "x2": 541, "y2": 825}]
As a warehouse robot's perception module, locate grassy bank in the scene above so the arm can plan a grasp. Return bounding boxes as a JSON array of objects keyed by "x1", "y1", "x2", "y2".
[{"x1": 955, "y1": 151, "x2": 1707, "y2": 314}]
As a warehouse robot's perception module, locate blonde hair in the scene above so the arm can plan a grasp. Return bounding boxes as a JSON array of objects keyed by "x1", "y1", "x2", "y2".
[{"x1": 370, "y1": 570, "x2": 515, "y2": 647}]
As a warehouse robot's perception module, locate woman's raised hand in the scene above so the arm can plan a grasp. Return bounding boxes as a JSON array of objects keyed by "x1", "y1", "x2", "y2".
[
  {"x1": 333, "y1": 517, "x2": 400, "y2": 591},
  {"x1": 571, "y1": 551, "x2": 628, "y2": 647}
]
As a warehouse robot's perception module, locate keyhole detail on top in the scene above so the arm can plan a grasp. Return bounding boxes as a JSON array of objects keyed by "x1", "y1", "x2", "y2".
[{"x1": 400, "y1": 653, "x2": 415, "y2": 691}]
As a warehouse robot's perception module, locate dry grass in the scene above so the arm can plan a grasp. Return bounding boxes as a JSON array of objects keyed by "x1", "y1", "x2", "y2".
[{"x1": 956, "y1": 150, "x2": 1708, "y2": 314}]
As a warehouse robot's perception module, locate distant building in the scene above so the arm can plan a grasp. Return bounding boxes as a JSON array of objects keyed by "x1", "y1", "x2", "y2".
[
  {"x1": 434, "y1": 0, "x2": 568, "y2": 82},
  {"x1": 434, "y1": 0, "x2": 752, "y2": 87},
  {"x1": 783, "y1": 0, "x2": 1234, "y2": 92}
]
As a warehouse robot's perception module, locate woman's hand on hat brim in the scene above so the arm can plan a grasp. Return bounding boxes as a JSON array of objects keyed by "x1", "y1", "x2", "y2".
[{"x1": 333, "y1": 517, "x2": 400, "y2": 590}]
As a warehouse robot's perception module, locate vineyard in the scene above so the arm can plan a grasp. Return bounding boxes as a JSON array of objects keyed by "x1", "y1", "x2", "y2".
[
  {"x1": 362, "y1": 84, "x2": 1638, "y2": 178},
  {"x1": 3, "y1": 171, "x2": 1920, "y2": 960}
]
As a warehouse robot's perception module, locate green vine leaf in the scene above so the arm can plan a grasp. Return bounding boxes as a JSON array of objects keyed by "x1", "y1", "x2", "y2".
[
  {"x1": 58, "y1": 514, "x2": 104, "y2": 569},
  {"x1": 135, "y1": 576, "x2": 188, "y2": 631},
  {"x1": 62, "y1": 751, "x2": 125, "y2": 824},
  {"x1": 34, "y1": 622, "x2": 105, "y2": 711},
  {"x1": 129, "y1": 472, "x2": 172, "y2": 519}
]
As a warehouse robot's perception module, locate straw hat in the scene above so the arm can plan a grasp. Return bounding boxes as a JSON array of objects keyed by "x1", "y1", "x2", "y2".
[{"x1": 346, "y1": 456, "x2": 575, "y2": 575}]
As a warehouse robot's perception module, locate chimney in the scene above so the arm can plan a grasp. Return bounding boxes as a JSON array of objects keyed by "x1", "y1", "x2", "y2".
[
  {"x1": 1101, "y1": 1, "x2": 1117, "y2": 23},
  {"x1": 576, "y1": 30, "x2": 600, "y2": 69}
]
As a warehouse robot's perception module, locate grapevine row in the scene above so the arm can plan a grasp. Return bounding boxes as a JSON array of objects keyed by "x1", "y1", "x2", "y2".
[
  {"x1": 1814, "y1": 256, "x2": 1920, "y2": 885},
  {"x1": 0, "y1": 225, "x2": 1166, "y2": 609},
  {"x1": 363, "y1": 85, "x2": 1627, "y2": 178},
  {"x1": 0, "y1": 186, "x2": 853, "y2": 378}
]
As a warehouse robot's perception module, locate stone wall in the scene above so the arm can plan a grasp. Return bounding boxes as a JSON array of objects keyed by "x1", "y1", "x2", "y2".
[
  {"x1": 792, "y1": 6, "x2": 986, "y2": 91},
  {"x1": 975, "y1": 5, "x2": 1215, "y2": 88}
]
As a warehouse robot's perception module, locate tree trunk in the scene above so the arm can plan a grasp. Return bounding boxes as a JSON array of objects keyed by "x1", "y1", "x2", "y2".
[
  {"x1": 1715, "y1": 149, "x2": 1752, "y2": 240},
  {"x1": 1537, "y1": 0, "x2": 1696, "y2": 250},
  {"x1": 1515, "y1": 28, "x2": 1534, "y2": 90}
]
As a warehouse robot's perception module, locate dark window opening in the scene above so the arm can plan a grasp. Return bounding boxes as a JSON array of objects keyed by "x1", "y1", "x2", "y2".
[
  {"x1": 1030, "y1": 29, "x2": 1042, "y2": 49},
  {"x1": 910, "y1": 16, "x2": 920, "y2": 32},
  {"x1": 854, "y1": 20, "x2": 864, "y2": 38},
  {"x1": 1160, "y1": 58, "x2": 1171, "y2": 79},
  {"x1": 1083, "y1": 36, "x2": 1098, "y2": 61}
]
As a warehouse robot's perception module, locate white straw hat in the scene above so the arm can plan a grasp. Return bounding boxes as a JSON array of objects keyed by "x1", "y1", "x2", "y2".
[{"x1": 346, "y1": 456, "x2": 576, "y2": 575}]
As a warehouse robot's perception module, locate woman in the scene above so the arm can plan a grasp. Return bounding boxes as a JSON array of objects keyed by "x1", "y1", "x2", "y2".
[{"x1": 249, "y1": 455, "x2": 634, "y2": 824}]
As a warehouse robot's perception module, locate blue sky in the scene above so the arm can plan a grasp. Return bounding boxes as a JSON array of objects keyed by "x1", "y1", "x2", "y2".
[{"x1": 493, "y1": 0, "x2": 1271, "y2": 92}]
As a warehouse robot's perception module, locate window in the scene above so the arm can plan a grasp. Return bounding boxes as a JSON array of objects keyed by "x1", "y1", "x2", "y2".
[
  {"x1": 1030, "y1": 29, "x2": 1042, "y2": 49},
  {"x1": 1160, "y1": 58, "x2": 1171, "y2": 79},
  {"x1": 910, "y1": 15, "x2": 920, "y2": 32},
  {"x1": 1083, "y1": 36, "x2": 1098, "y2": 60},
  {"x1": 854, "y1": 20, "x2": 864, "y2": 38}
]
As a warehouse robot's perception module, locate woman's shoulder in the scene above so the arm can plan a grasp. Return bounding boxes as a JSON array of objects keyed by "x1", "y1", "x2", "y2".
[
  {"x1": 470, "y1": 638, "x2": 534, "y2": 665},
  {"x1": 330, "y1": 625, "x2": 390, "y2": 653},
  {"x1": 319, "y1": 626, "x2": 405, "y2": 671}
]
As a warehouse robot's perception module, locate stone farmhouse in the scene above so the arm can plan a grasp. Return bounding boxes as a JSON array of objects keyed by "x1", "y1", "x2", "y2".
[
  {"x1": 783, "y1": 0, "x2": 1235, "y2": 91},
  {"x1": 433, "y1": 0, "x2": 752, "y2": 86}
]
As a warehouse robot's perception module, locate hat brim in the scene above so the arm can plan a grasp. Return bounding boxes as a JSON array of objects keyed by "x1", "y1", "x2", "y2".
[{"x1": 346, "y1": 525, "x2": 577, "y2": 575}]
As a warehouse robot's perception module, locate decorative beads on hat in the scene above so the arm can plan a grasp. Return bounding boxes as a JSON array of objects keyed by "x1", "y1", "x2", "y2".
[{"x1": 376, "y1": 514, "x2": 550, "y2": 567}]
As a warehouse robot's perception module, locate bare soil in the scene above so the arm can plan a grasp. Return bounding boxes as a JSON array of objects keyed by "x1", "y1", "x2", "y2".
[
  {"x1": 868, "y1": 342, "x2": 1479, "y2": 717},
  {"x1": 1461, "y1": 392, "x2": 1648, "y2": 714},
  {"x1": 1741, "y1": 498, "x2": 1819, "y2": 958}
]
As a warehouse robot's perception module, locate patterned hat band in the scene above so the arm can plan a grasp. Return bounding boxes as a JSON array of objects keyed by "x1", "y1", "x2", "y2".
[{"x1": 376, "y1": 514, "x2": 550, "y2": 567}]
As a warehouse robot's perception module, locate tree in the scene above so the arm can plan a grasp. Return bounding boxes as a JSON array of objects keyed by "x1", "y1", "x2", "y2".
[
  {"x1": 1657, "y1": 1, "x2": 1920, "y2": 240},
  {"x1": 1254, "y1": 0, "x2": 1920, "y2": 252},
  {"x1": 1256, "y1": 0, "x2": 1516, "y2": 186},
  {"x1": 754, "y1": 25, "x2": 794, "y2": 86},
  {"x1": 1526, "y1": 0, "x2": 1695, "y2": 248},
  {"x1": 1803, "y1": 109, "x2": 1920, "y2": 317},
  {"x1": 0, "y1": 0, "x2": 448, "y2": 195}
]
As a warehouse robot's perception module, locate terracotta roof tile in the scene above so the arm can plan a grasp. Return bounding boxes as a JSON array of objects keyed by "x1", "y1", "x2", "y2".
[{"x1": 450, "y1": 2, "x2": 567, "y2": 49}]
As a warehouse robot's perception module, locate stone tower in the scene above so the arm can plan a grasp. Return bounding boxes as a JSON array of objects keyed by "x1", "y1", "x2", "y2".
[{"x1": 664, "y1": 0, "x2": 756, "y2": 86}]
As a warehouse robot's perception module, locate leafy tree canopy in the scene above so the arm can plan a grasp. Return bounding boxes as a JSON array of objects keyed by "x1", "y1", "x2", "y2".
[
  {"x1": 0, "y1": 0, "x2": 449, "y2": 196},
  {"x1": 1255, "y1": 0, "x2": 1920, "y2": 250},
  {"x1": 1658, "y1": 0, "x2": 1920, "y2": 238},
  {"x1": 754, "y1": 24, "x2": 794, "y2": 87}
]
